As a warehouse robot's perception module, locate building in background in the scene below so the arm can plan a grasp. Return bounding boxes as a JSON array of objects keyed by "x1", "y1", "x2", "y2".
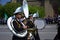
[
  {"x1": 11, "y1": 0, "x2": 42, "y2": 6},
  {"x1": 11, "y1": 0, "x2": 58, "y2": 18}
]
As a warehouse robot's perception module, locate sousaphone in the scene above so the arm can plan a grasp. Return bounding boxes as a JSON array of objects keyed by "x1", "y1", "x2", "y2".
[
  {"x1": 7, "y1": 16, "x2": 27, "y2": 37},
  {"x1": 7, "y1": 0, "x2": 29, "y2": 37}
]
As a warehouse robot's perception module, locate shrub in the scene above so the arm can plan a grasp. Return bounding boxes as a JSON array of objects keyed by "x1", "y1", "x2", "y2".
[{"x1": 29, "y1": 6, "x2": 45, "y2": 18}]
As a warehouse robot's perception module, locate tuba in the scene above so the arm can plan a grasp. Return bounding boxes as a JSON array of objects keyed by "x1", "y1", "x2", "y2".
[
  {"x1": 7, "y1": 16, "x2": 27, "y2": 37},
  {"x1": 7, "y1": 0, "x2": 29, "y2": 37}
]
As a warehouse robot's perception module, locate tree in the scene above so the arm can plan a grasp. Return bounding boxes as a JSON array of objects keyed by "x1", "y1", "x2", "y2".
[
  {"x1": 0, "y1": 5, "x2": 4, "y2": 18},
  {"x1": 4, "y1": 3, "x2": 21, "y2": 17},
  {"x1": 58, "y1": 7, "x2": 60, "y2": 15},
  {"x1": 3, "y1": 3, "x2": 44, "y2": 18},
  {"x1": 29, "y1": 5, "x2": 45, "y2": 18}
]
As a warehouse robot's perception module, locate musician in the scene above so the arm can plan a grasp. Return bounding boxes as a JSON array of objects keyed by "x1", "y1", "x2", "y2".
[
  {"x1": 29, "y1": 14, "x2": 34, "y2": 23},
  {"x1": 54, "y1": 15, "x2": 60, "y2": 40},
  {"x1": 12, "y1": 7, "x2": 28, "y2": 40},
  {"x1": 27, "y1": 14, "x2": 40, "y2": 40}
]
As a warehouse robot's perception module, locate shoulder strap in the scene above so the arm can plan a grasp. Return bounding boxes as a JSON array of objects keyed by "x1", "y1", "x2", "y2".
[{"x1": 14, "y1": 19, "x2": 21, "y2": 28}]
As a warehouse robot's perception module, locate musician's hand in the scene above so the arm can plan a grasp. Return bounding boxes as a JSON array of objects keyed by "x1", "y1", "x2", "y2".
[{"x1": 23, "y1": 26, "x2": 27, "y2": 29}]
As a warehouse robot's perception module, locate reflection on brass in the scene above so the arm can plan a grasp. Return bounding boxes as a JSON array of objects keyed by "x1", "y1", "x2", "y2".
[{"x1": 27, "y1": 28, "x2": 37, "y2": 33}]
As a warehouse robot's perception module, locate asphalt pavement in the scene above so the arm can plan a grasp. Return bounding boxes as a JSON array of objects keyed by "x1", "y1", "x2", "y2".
[{"x1": 0, "y1": 24, "x2": 57, "y2": 40}]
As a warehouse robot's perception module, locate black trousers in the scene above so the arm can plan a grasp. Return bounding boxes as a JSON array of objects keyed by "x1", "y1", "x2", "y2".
[
  {"x1": 54, "y1": 24, "x2": 60, "y2": 40},
  {"x1": 12, "y1": 35, "x2": 27, "y2": 40},
  {"x1": 12, "y1": 31, "x2": 40, "y2": 40},
  {"x1": 34, "y1": 31, "x2": 40, "y2": 40}
]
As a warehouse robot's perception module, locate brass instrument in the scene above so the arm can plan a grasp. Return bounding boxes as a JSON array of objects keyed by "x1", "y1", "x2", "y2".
[
  {"x1": 7, "y1": 0, "x2": 29, "y2": 38},
  {"x1": 7, "y1": 17, "x2": 28, "y2": 37}
]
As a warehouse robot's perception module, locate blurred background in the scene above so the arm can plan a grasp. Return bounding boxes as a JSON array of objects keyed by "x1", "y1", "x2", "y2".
[
  {"x1": 0, "y1": 0, "x2": 60, "y2": 40},
  {"x1": 0, "y1": 0, "x2": 60, "y2": 24}
]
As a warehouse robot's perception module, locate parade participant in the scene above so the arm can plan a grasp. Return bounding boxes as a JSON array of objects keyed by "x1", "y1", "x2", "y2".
[
  {"x1": 7, "y1": 0, "x2": 40, "y2": 40},
  {"x1": 26, "y1": 14, "x2": 34, "y2": 28},
  {"x1": 27, "y1": 14, "x2": 40, "y2": 40},
  {"x1": 12, "y1": 7, "x2": 28, "y2": 40},
  {"x1": 29, "y1": 14, "x2": 34, "y2": 23},
  {"x1": 54, "y1": 15, "x2": 60, "y2": 40}
]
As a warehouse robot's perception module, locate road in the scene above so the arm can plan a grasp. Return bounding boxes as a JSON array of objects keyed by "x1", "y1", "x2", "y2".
[{"x1": 0, "y1": 24, "x2": 57, "y2": 40}]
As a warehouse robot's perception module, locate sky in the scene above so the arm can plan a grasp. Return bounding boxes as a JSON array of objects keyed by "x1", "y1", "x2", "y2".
[{"x1": 0, "y1": 0, "x2": 11, "y2": 5}]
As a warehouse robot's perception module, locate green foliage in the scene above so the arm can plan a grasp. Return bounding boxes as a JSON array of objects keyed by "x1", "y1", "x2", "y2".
[
  {"x1": 0, "y1": 5, "x2": 4, "y2": 18},
  {"x1": 4, "y1": 3, "x2": 21, "y2": 17},
  {"x1": 29, "y1": 6, "x2": 45, "y2": 18},
  {"x1": 58, "y1": 7, "x2": 60, "y2": 15},
  {"x1": 57, "y1": 0, "x2": 60, "y2": 15},
  {"x1": 0, "y1": 3, "x2": 45, "y2": 18}
]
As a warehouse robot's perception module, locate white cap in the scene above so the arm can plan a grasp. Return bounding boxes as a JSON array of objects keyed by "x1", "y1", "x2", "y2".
[
  {"x1": 33, "y1": 13, "x2": 39, "y2": 17},
  {"x1": 33, "y1": 11, "x2": 39, "y2": 17},
  {"x1": 14, "y1": 6, "x2": 23, "y2": 14}
]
